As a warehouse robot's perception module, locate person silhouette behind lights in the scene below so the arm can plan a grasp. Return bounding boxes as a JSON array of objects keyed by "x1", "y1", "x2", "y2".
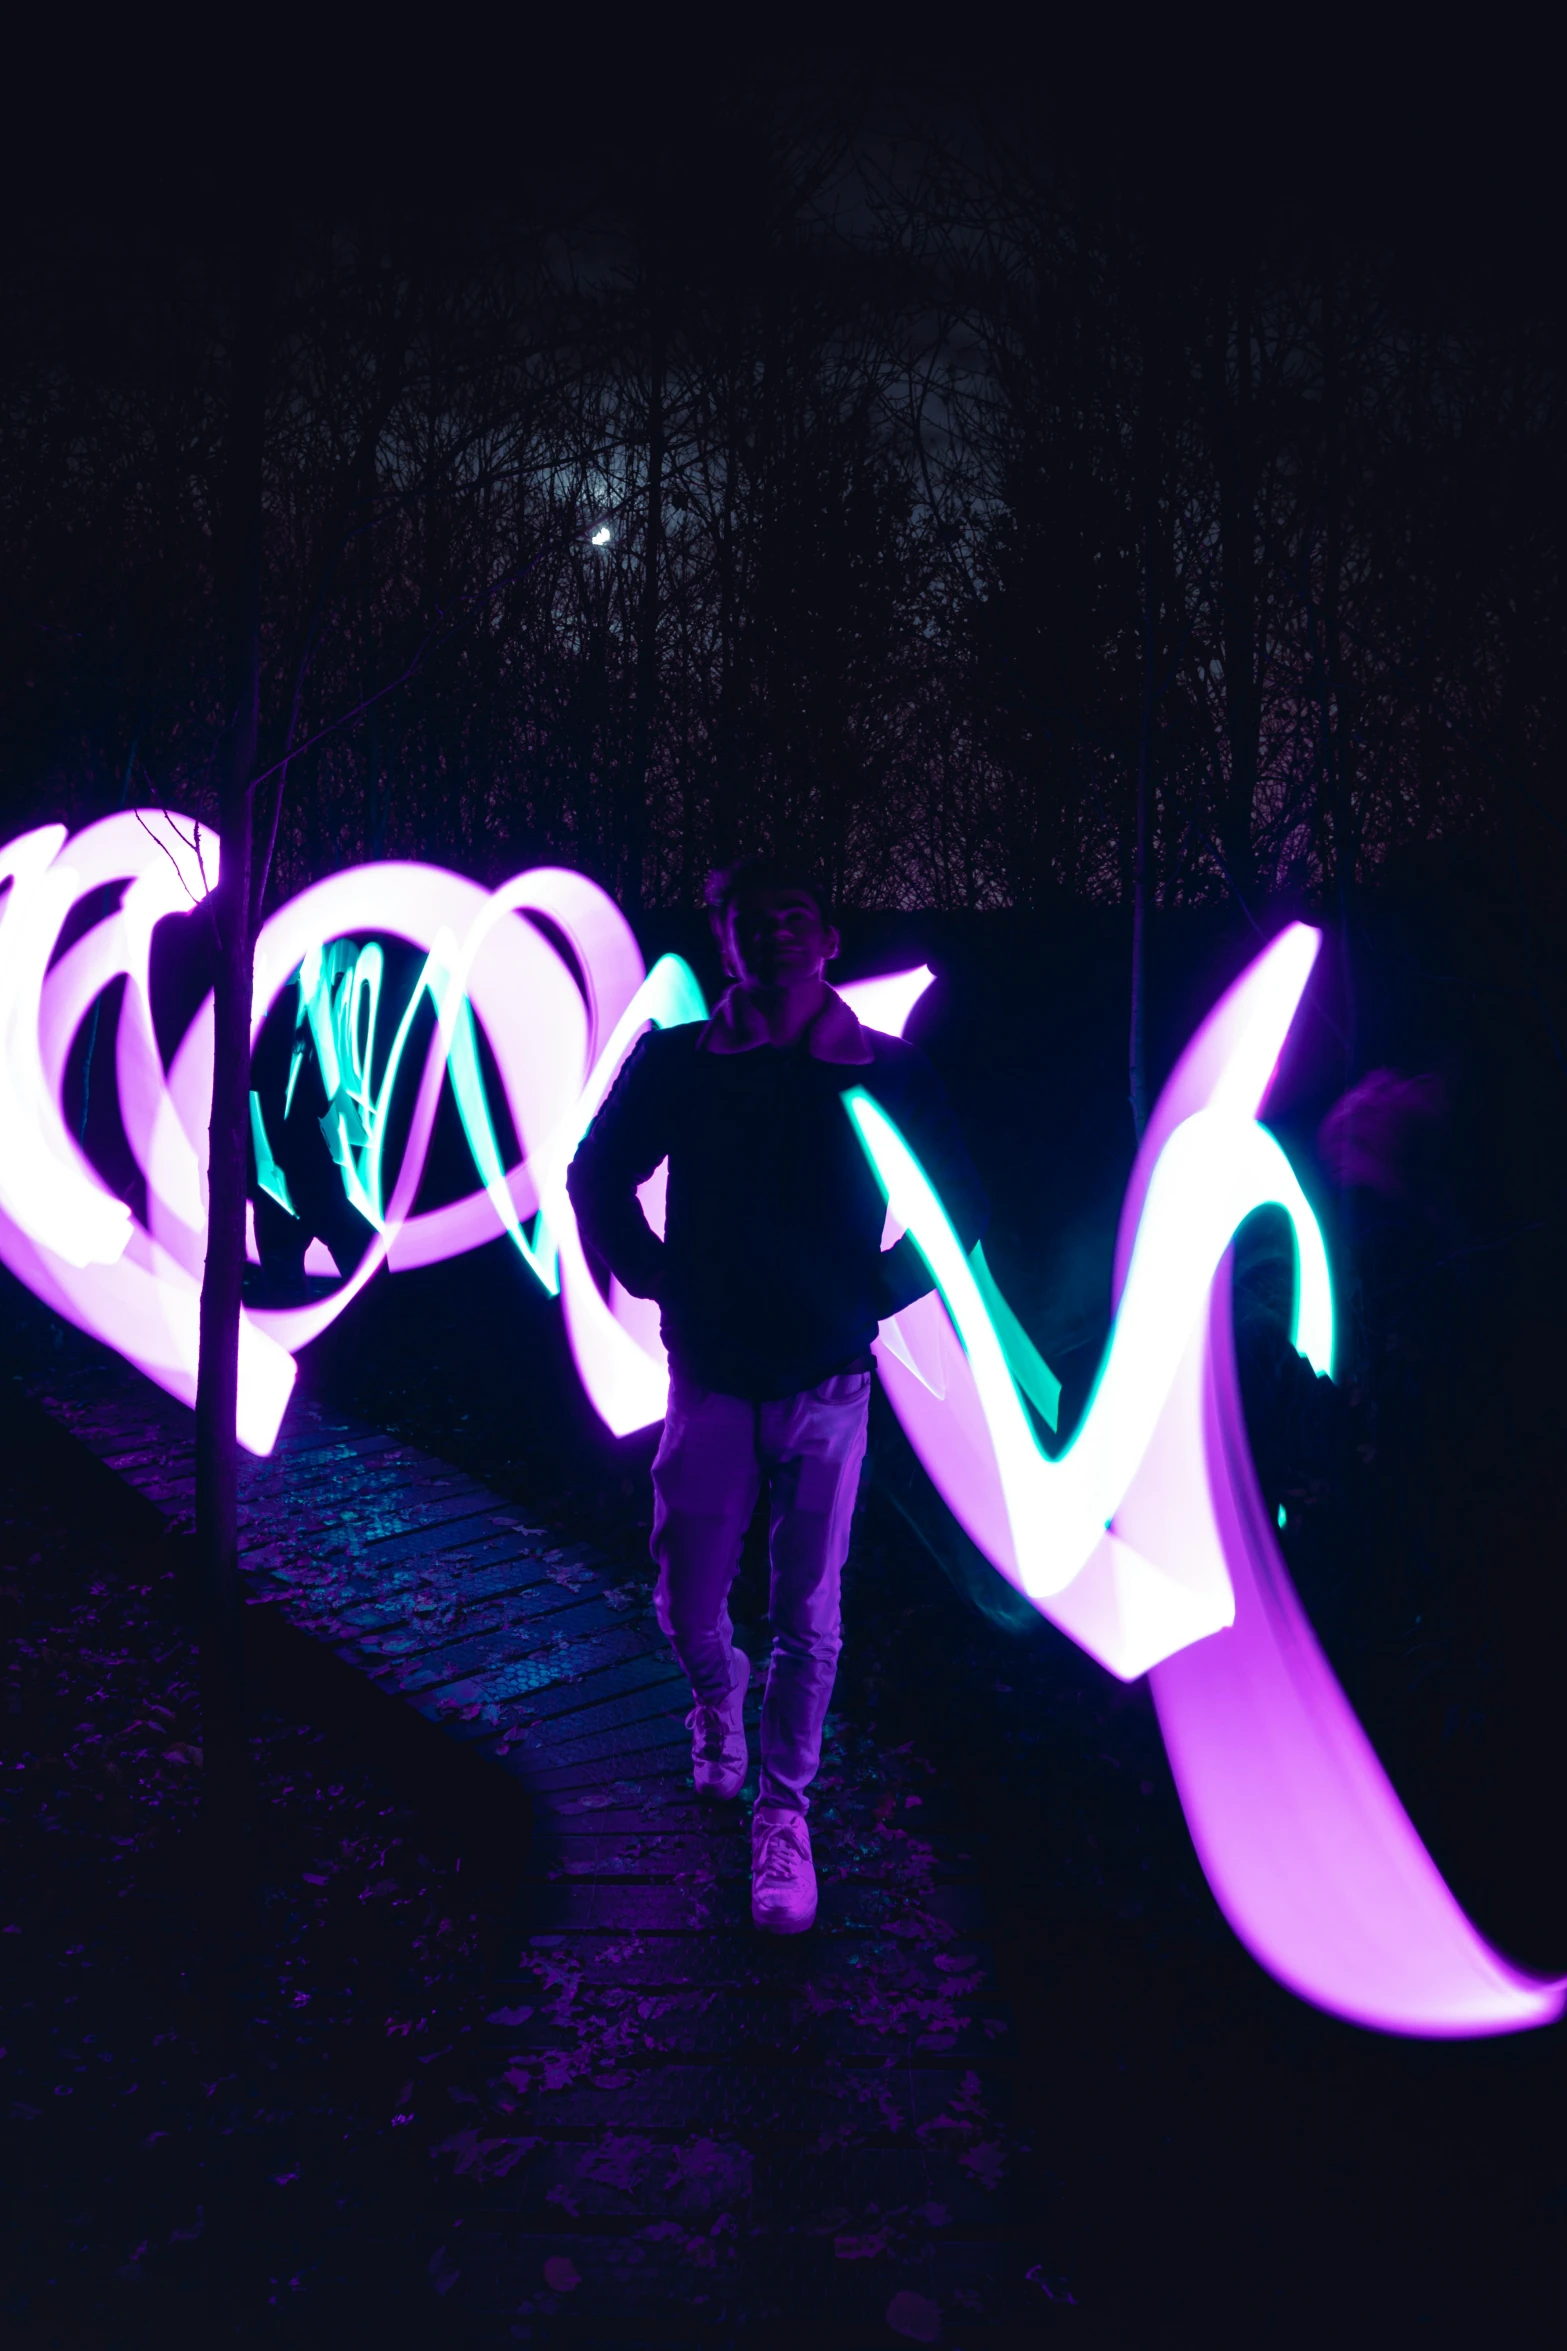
[{"x1": 567, "y1": 856, "x2": 987, "y2": 1933}]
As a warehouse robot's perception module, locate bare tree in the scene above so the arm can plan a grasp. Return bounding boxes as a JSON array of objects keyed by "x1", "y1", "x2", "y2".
[{"x1": 194, "y1": 250, "x2": 269, "y2": 1809}]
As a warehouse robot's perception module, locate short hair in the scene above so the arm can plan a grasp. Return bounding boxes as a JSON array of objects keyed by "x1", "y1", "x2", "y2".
[{"x1": 704, "y1": 853, "x2": 832, "y2": 938}]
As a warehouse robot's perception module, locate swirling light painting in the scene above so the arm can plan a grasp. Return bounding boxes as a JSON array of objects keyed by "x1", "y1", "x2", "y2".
[{"x1": 1, "y1": 809, "x2": 1560, "y2": 2039}]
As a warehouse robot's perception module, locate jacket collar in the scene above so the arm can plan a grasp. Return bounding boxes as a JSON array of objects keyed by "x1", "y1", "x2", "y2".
[{"x1": 700, "y1": 982, "x2": 874, "y2": 1066}]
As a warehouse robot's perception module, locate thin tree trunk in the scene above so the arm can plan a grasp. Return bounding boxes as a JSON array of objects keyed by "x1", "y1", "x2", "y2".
[
  {"x1": 627, "y1": 300, "x2": 665, "y2": 910},
  {"x1": 195, "y1": 266, "x2": 268, "y2": 1810},
  {"x1": 1129, "y1": 514, "x2": 1156, "y2": 1142},
  {"x1": 1207, "y1": 285, "x2": 1260, "y2": 900},
  {"x1": 1315, "y1": 267, "x2": 1358, "y2": 1084},
  {"x1": 713, "y1": 339, "x2": 740, "y2": 866},
  {"x1": 1323, "y1": 517, "x2": 1357, "y2": 1078},
  {"x1": 1130, "y1": 273, "x2": 1164, "y2": 1144},
  {"x1": 363, "y1": 443, "x2": 383, "y2": 860}
]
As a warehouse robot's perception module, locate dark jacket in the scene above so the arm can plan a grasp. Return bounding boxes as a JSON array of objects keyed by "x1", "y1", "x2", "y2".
[{"x1": 566, "y1": 985, "x2": 988, "y2": 1400}]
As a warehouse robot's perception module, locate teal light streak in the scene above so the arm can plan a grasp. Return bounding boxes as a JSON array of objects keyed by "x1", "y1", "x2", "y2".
[
  {"x1": 842, "y1": 1083, "x2": 1336, "y2": 1603},
  {"x1": 969, "y1": 1237, "x2": 1061, "y2": 1432},
  {"x1": 248, "y1": 1091, "x2": 297, "y2": 1218},
  {"x1": 279, "y1": 936, "x2": 706, "y2": 1296},
  {"x1": 557, "y1": 953, "x2": 709, "y2": 1171}
]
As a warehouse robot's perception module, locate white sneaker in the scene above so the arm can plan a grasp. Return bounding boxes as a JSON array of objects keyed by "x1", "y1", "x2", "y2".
[
  {"x1": 751, "y1": 1806, "x2": 817, "y2": 1935},
  {"x1": 686, "y1": 1649, "x2": 750, "y2": 1800}
]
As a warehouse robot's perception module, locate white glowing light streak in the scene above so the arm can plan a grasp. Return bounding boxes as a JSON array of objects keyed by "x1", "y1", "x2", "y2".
[
  {"x1": 0, "y1": 811, "x2": 296, "y2": 1453},
  {"x1": 243, "y1": 861, "x2": 711, "y2": 1434},
  {"x1": 0, "y1": 828, "x2": 133, "y2": 1269},
  {"x1": 847, "y1": 920, "x2": 1333, "y2": 1680},
  {"x1": 849, "y1": 1089, "x2": 1332, "y2": 1607},
  {"x1": 6, "y1": 825, "x2": 1561, "y2": 2037},
  {"x1": 837, "y1": 964, "x2": 935, "y2": 1039}
]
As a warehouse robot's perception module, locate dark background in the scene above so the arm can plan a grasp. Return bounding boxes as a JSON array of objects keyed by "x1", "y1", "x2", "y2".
[
  {"x1": 4, "y1": 27, "x2": 1567, "y2": 2342},
  {"x1": 3, "y1": 38, "x2": 1561, "y2": 920}
]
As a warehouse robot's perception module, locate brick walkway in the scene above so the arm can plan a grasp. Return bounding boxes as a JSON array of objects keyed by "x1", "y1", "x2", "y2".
[{"x1": 26, "y1": 1344, "x2": 1054, "y2": 2344}]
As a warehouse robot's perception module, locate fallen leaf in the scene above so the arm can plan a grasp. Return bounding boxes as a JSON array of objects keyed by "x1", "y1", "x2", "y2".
[
  {"x1": 576, "y1": 2133, "x2": 654, "y2": 2192},
  {"x1": 1026, "y1": 2264, "x2": 1079, "y2": 2304},
  {"x1": 887, "y1": 2287, "x2": 942, "y2": 2342},
  {"x1": 543, "y1": 2255, "x2": 580, "y2": 2292},
  {"x1": 433, "y1": 2128, "x2": 538, "y2": 2181},
  {"x1": 959, "y1": 2139, "x2": 1007, "y2": 2191}
]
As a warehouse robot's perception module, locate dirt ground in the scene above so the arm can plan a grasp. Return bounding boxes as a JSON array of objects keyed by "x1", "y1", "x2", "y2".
[{"x1": 0, "y1": 1402, "x2": 512, "y2": 2348}]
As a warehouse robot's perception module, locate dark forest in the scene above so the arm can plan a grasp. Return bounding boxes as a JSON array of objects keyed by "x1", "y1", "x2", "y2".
[{"x1": 5, "y1": 53, "x2": 1562, "y2": 929}]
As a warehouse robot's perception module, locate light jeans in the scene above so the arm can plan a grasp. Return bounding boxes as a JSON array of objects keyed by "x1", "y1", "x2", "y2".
[{"x1": 650, "y1": 1368, "x2": 871, "y2": 1814}]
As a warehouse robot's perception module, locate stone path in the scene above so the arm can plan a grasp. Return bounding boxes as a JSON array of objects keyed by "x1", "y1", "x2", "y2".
[{"x1": 24, "y1": 1340, "x2": 1055, "y2": 2344}]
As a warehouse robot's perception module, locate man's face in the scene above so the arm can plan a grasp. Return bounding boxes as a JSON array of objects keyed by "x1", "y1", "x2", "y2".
[{"x1": 723, "y1": 886, "x2": 839, "y2": 988}]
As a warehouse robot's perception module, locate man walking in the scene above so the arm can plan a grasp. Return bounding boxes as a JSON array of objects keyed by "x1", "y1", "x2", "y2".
[{"x1": 567, "y1": 859, "x2": 987, "y2": 1933}]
